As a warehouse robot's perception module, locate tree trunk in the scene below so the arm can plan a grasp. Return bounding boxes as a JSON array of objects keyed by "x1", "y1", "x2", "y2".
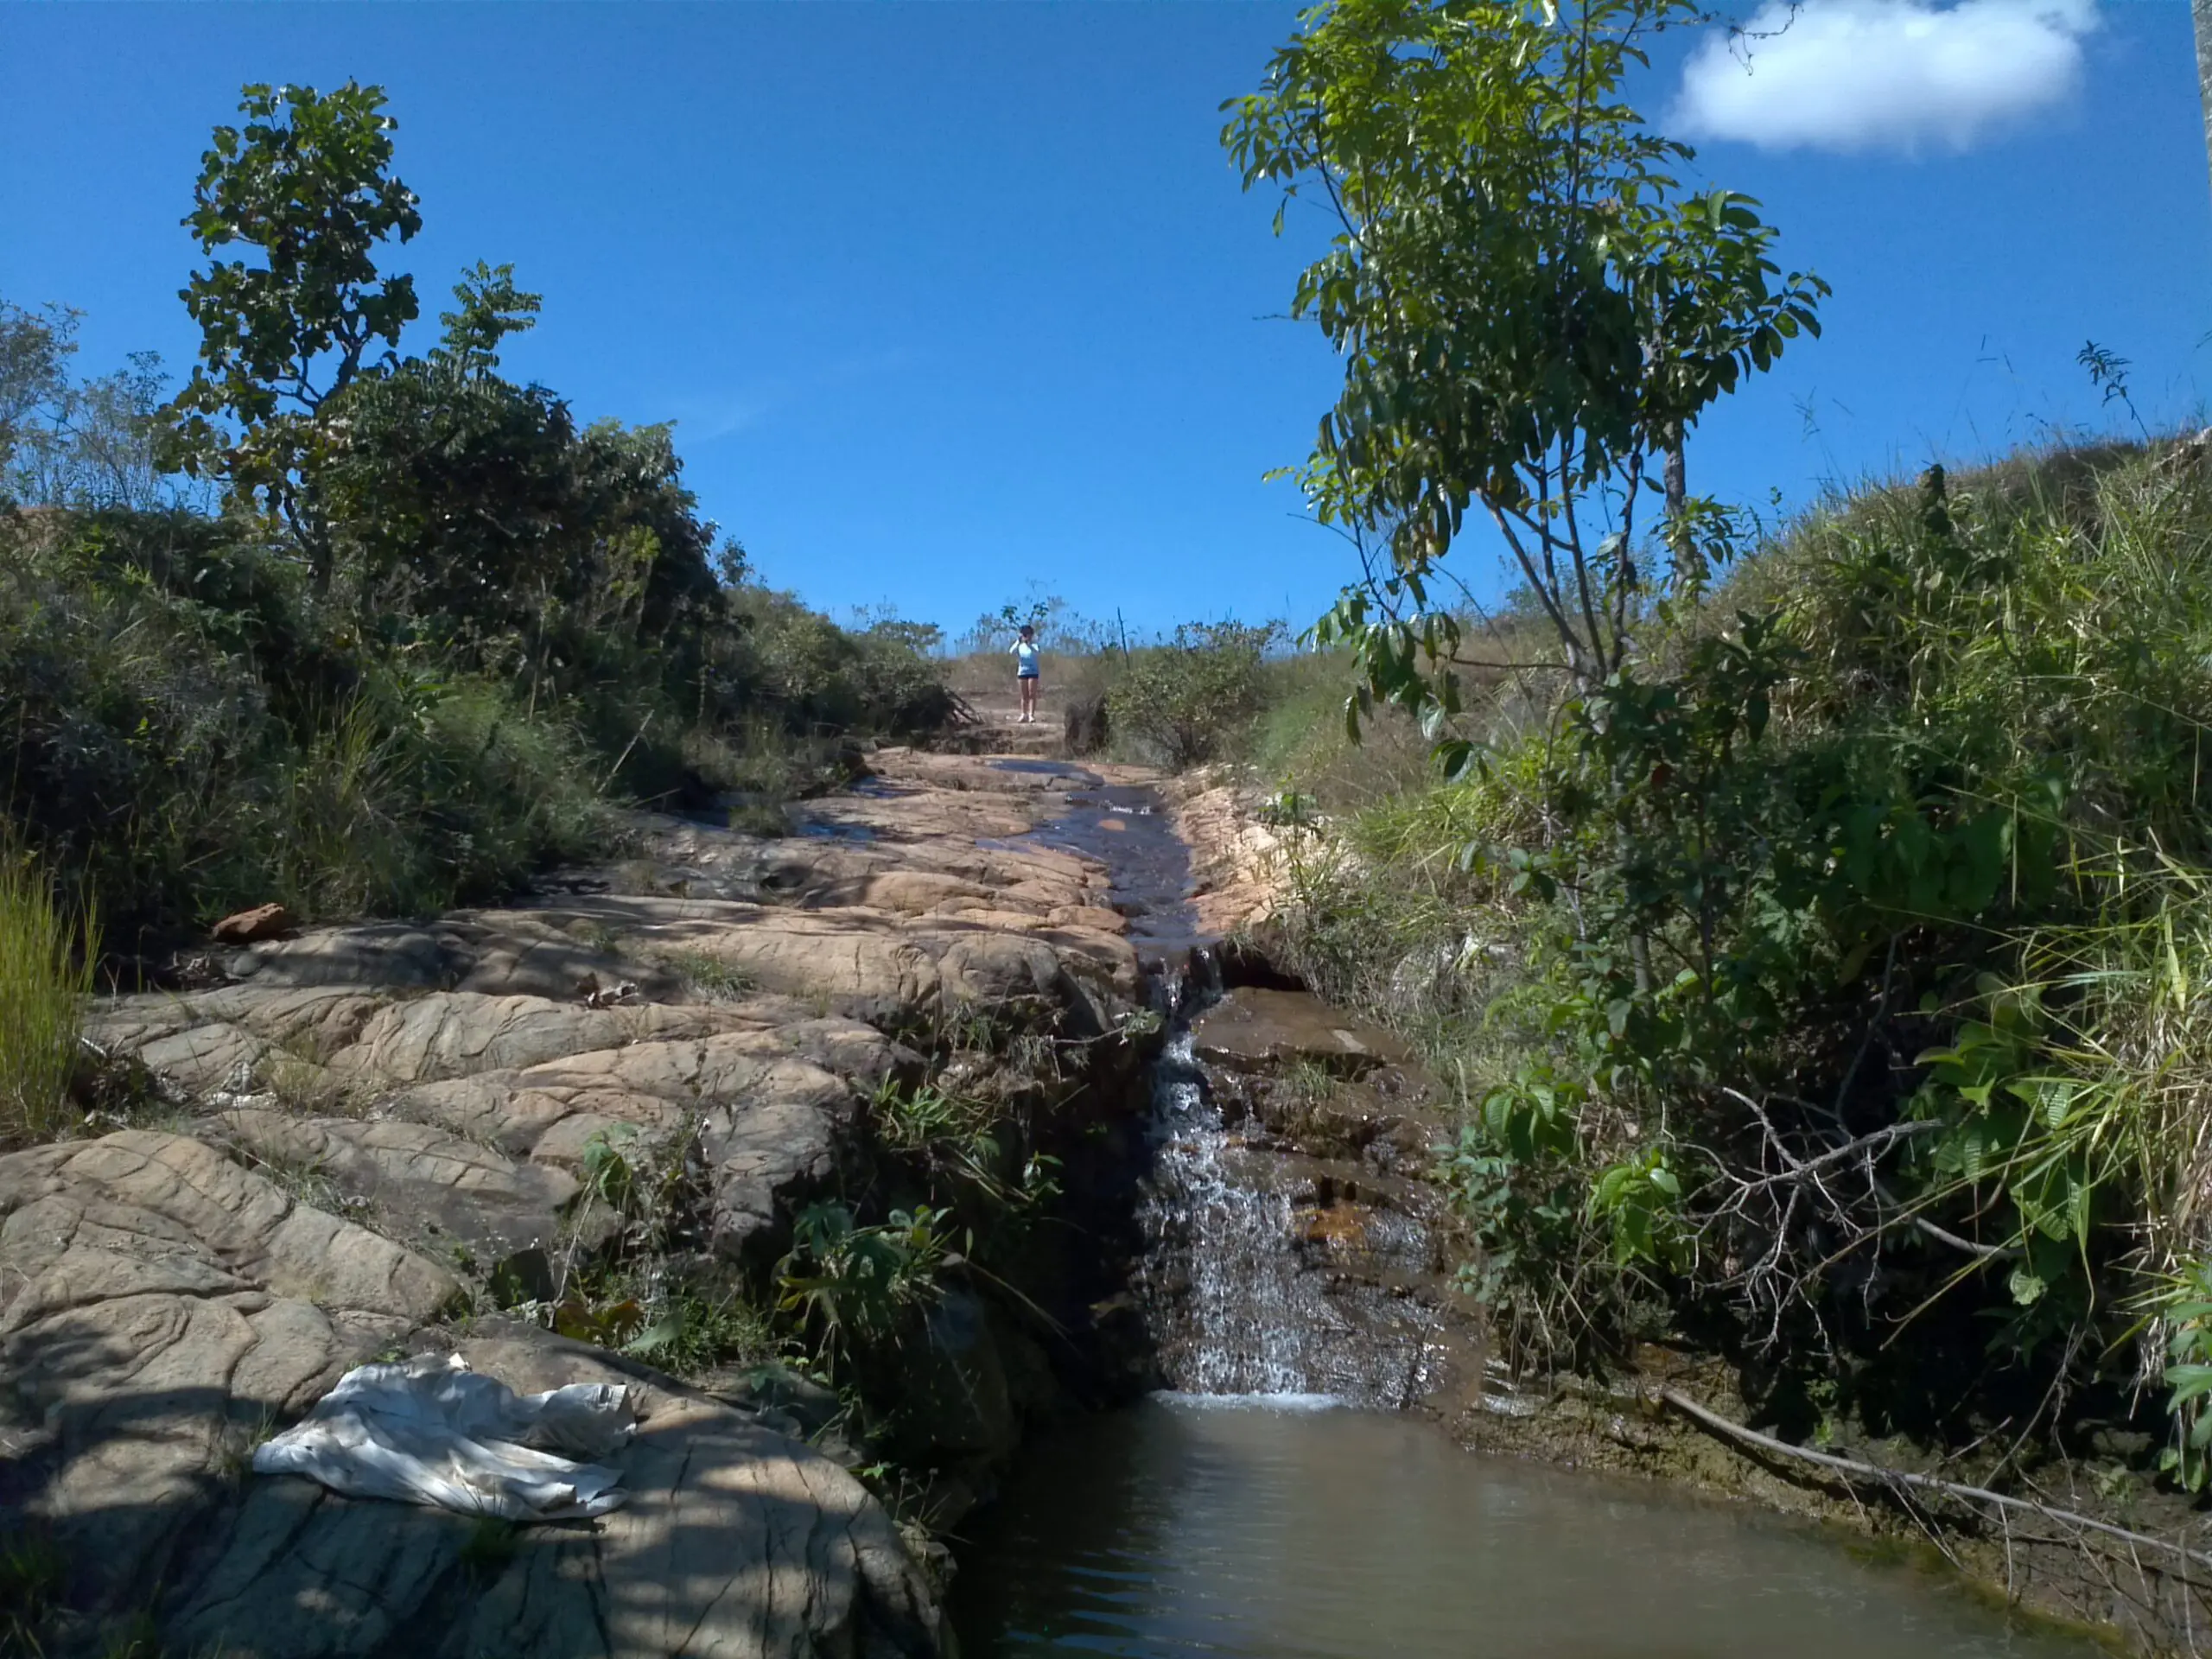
[
  {"x1": 1663, "y1": 421, "x2": 1693, "y2": 586},
  {"x1": 2196, "y1": 0, "x2": 2212, "y2": 200}
]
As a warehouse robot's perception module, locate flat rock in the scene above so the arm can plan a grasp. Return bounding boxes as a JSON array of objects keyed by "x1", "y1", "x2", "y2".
[
  {"x1": 0, "y1": 1133, "x2": 943, "y2": 1656},
  {"x1": 228, "y1": 923, "x2": 466, "y2": 989},
  {"x1": 391, "y1": 1027, "x2": 874, "y2": 1259},
  {"x1": 21, "y1": 743, "x2": 1188, "y2": 1656},
  {"x1": 207, "y1": 1109, "x2": 588, "y2": 1272},
  {"x1": 0, "y1": 1131, "x2": 461, "y2": 1619},
  {"x1": 328, "y1": 992, "x2": 751, "y2": 1086},
  {"x1": 162, "y1": 1334, "x2": 944, "y2": 1659},
  {"x1": 1191, "y1": 987, "x2": 1412, "y2": 1077}
]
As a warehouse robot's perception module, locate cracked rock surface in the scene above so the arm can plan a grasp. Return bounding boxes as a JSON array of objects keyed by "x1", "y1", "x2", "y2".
[{"x1": 4, "y1": 747, "x2": 1158, "y2": 1658}]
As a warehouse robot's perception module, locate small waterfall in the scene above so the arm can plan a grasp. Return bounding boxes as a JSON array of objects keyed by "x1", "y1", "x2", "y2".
[{"x1": 1131, "y1": 955, "x2": 1446, "y2": 1406}]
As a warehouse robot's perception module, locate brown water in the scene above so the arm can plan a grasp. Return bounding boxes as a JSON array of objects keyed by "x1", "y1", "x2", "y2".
[{"x1": 951, "y1": 1396, "x2": 2094, "y2": 1658}]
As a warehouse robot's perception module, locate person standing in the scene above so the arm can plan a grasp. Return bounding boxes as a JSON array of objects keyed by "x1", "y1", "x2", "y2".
[{"x1": 1011, "y1": 624, "x2": 1041, "y2": 723}]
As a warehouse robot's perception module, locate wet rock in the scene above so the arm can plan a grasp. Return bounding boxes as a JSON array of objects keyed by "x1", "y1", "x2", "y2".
[
  {"x1": 1191, "y1": 988, "x2": 1411, "y2": 1077},
  {"x1": 1160, "y1": 768, "x2": 1290, "y2": 938}
]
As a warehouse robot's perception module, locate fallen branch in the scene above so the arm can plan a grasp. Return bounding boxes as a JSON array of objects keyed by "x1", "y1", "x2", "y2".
[{"x1": 1656, "y1": 1387, "x2": 2212, "y2": 1578}]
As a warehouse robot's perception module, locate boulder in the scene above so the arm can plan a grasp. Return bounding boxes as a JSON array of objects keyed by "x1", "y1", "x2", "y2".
[
  {"x1": 0, "y1": 1135, "x2": 946, "y2": 1657},
  {"x1": 1190, "y1": 987, "x2": 1412, "y2": 1077},
  {"x1": 162, "y1": 1336, "x2": 944, "y2": 1659},
  {"x1": 211, "y1": 903, "x2": 296, "y2": 944}
]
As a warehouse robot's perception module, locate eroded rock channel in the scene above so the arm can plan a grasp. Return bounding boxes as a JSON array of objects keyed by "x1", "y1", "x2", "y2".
[{"x1": 2, "y1": 745, "x2": 1198, "y2": 1659}]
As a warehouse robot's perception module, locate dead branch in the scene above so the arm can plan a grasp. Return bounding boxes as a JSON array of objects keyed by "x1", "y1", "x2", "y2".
[{"x1": 1658, "y1": 1387, "x2": 2212, "y2": 1580}]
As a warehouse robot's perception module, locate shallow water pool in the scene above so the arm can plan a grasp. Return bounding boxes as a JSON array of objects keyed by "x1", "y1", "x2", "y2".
[{"x1": 951, "y1": 1396, "x2": 2091, "y2": 1658}]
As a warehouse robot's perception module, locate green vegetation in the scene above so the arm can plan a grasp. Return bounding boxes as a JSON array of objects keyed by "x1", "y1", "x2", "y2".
[
  {"x1": 776, "y1": 1201, "x2": 955, "y2": 1375},
  {"x1": 1283, "y1": 446, "x2": 2212, "y2": 1461},
  {"x1": 0, "y1": 849, "x2": 96, "y2": 1145},
  {"x1": 1233, "y1": 0, "x2": 1821, "y2": 704},
  {"x1": 1106, "y1": 622, "x2": 1283, "y2": 768},
  {"x1": 0, "y1": 79, "x2": 952, "y2": 976},
  {"x1": 1233, "y1": 0, "x2": 2212, "y2": 1511}
]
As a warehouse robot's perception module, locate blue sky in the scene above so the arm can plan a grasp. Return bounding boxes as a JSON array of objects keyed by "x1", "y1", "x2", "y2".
[{"x1": 2, "y1": 1, "x2": 2205, "y2": 636}]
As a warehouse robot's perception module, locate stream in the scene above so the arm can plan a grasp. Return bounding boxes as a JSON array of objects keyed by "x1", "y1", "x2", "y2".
[{"x1": 953, "y1": 760, "x2": 2097, "y2": 1658}]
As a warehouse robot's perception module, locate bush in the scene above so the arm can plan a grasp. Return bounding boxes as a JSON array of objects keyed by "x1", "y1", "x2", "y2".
[
  {"x1": 0, "y1": 511, "x2": 617, "y2": 947},
  {"x1": 1286, "y1": 442, "x2": 2212, "y2": 1446},
  {"x1": 0, "y1": 500, "x2": 949, "y2": 962},
  {"x1": 727, "y1": 588, "x2": 957, "y2": 737},
  {"x1": 2, "y1": 234, "x2": 957, "y2": 972},
  {"x1": 1105, "y1": 621, "x2": 1281, "y2": 768},
  {"x1": 0, "y1": 849, "x2": 94, "y2": 1147}
]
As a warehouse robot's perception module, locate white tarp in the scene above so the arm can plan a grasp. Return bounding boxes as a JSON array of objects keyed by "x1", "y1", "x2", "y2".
[{"x1": 252, "y1": 1352, "x2": 638, "y2": 1520}]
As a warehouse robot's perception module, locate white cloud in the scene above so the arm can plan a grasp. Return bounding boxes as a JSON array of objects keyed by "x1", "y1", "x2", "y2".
[{"x1": 1671, "y1": 0, "x2": 2098, "y2": 156}]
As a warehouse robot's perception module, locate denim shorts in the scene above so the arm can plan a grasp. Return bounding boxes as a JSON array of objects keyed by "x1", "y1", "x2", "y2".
[{"x1": 1017, "y1": 670, "x2": 1039, "y2": 680}]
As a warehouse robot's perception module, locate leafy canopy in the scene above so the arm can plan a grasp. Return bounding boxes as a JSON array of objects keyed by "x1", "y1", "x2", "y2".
[
  {"x1": 1227, "y1": 0, "x2": 1825, "y2": 696},
  {"x1": 167, "y1": 81, "x2": 422, "y2": 549},
  {"x1": 176, "y1": 80, "x2": 420, "y2": 421}
]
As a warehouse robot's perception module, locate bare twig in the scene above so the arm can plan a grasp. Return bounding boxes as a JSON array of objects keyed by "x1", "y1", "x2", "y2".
[{"x1": 1659, "y1": 1388, "x2": 2212, "y2": 1580}]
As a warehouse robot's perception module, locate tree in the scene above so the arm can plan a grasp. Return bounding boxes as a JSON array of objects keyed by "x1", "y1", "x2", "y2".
[
  {"x1": 0, "y1": 300, "x2": 77, "y2": 494},
  {"x1": 309, "y1": 359, "x2": 719, "y2": 677},
  {"x1": 436, "y1": 260, "x2": 543, "y2": 379},
  {"x1": 0, "y1": 298, "x2": 179, "y2": 511},
  {"x1": 1227, "y1": 0, "x2": 1826, "y2": 719},
  {"x1": 168, "y1": 80, "x2": 422, "y2": 582}
]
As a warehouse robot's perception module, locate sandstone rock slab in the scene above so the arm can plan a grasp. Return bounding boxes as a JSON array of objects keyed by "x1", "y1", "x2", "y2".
[
  {"x1": 163, "y1": 1334, "x2": 944, "y2": 1659},
  {"x1": 207, "y1": 1109, "x2": 590, "y2": 1274},
  {"x1": 1191, "y1": 987, "x2": 1411, "y2": 1077},
  {"x1": 0, "y1": 1131, "x2": 462, "y2": 1620}
]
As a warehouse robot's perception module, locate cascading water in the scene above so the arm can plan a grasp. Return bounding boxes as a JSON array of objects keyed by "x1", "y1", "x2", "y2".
[
  {"x1": 957, "y1": 764, "x2": 2108, "y2": 1659},
  {"x1": 1130, "y1": 956, "x2": 1446, "y2": 1406},
  {"x1": 988, "y1": 758, "x2": 1446, "y2": 1407}
]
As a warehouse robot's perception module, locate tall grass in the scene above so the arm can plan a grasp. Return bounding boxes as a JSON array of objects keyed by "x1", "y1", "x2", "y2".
[{"x1": 0, "y1": 850, "x2": 95, "y2": 1146}]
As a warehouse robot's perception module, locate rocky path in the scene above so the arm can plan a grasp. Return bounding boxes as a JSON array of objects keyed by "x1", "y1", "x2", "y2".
[{"x1": 0, "y1": 747, "x2": 1184, "y2": 1659}]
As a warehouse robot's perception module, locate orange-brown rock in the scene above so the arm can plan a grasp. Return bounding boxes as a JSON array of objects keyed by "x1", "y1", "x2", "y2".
[{"x1": 210, "y1": 902, "x2": 296, "y2": 944}]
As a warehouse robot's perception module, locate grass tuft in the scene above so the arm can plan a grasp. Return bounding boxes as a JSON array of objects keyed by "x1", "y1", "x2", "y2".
[{"x1": 0, "y1": 848, "x2": 96, "y2": 1146}]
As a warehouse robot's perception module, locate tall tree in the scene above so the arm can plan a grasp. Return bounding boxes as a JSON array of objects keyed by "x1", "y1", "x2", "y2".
[
  {"x1": 167, "y1": 80, "x2": 421, "y2": 584},
  {"x1": 1228, "y1": 0, "x2": 1825, "y2": 723}
]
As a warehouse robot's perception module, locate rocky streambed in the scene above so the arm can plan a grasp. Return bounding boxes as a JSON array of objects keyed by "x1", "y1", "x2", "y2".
[
  {"x1": 0, "y1": 745, "x2": 1198, "y2": 1659},
  {"x1": 5, "y1": 734, "x2": 2158, "y2": 1659}
]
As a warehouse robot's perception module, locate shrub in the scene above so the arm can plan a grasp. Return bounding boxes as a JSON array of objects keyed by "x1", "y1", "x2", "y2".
[
  {"x1": 1285, "y1": 442, "x2": 2212, "y2": 1447},
  {"x1": 1105, "y1": 620, "x2": 1281, "y2": 768}
]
